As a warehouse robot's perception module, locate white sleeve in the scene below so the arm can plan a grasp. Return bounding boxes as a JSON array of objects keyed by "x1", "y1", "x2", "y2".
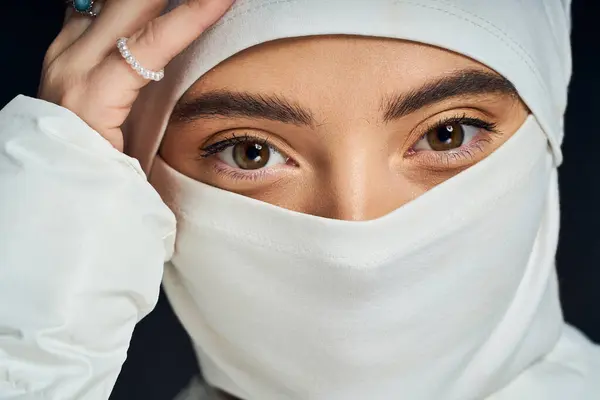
[{"x1": 0, "y1": 95, "x2": 176, "y2": 399}]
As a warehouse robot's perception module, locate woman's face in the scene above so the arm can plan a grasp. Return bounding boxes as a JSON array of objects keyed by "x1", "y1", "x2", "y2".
[{"x1": 160, "y1": 36, "x2": 528, "y2": 221}]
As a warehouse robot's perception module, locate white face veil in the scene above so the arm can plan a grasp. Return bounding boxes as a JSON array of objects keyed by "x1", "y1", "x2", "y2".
[{"x1": 121, "y1": 1, "x2": 600, "y2": 399}]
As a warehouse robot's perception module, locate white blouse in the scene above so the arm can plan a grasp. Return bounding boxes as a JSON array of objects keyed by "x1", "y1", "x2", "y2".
[{"x1": 0, "y1": 95, "x2": 176, "y2": 398}]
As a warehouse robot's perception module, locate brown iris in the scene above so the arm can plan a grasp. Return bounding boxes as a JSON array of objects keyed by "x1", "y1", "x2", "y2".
[
  {"x1": 426, "y1": 122, "x2": 465, "y2": 151},
  {"x1": 233, "y1": 142, "x2": 271, "y2": 169}
]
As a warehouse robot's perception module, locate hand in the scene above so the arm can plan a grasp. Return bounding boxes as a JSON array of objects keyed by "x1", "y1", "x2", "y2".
[{"x1": 38, "y1": 0, "x2": 235, "y2": 151}]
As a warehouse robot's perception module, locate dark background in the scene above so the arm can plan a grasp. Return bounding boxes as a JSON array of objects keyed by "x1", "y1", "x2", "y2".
[{"x1": 1, "y1": 2, "x2": 599, "y2": 399}]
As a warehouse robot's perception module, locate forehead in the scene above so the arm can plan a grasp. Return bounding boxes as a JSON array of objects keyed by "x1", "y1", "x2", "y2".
[{"x1": 183, "y1": 36, "x2": 496, "y2": 100}]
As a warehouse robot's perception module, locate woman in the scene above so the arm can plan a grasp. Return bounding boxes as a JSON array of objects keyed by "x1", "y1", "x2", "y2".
[{"x1": 0, "y1": 0, "x2": 598, "y2": 399}]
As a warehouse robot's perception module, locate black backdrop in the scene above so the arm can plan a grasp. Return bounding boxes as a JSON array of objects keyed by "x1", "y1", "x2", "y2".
[{"x1": 1, "y1": 2, "x2": 599, "y2": 399}]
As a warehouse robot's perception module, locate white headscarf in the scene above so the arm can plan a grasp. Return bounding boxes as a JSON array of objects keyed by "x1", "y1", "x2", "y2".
[
  {"x1": 125, "y1": 0, "x2": 572, "y2": 171},
  {"x1": 124, "y1": 1, "x2": 600, "y2": 399}
]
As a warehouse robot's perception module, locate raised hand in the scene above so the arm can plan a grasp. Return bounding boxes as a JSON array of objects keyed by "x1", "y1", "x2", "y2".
[{"x1": 39, "y1": 0, "x2": 235, "y2": 151}]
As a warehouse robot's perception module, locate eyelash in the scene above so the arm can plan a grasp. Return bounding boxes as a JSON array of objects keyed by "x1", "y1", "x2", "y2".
[
  {"x1": 199, "y1": 132, "x2": 270, "y2": 158},
  {"x1": 407, "y1": 113, "x2": 500, "y2": 166},
  {"x1": 421, "y1": 113, "x2": 498, "y2": 137},
  {"x1": 198, "y1": 114, "x2": 500, "y2": 174},
  {"x1": 199, "y1": 133, "x2": 289, "y2": 182}
]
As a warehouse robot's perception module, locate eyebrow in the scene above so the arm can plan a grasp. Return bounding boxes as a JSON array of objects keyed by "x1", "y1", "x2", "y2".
[
  {"x1": 171, "y1": 69, "x2": 517, "y2": 125},
  {"x1": 381, "y1": 69, "x2": 518, "y2": 122},
  {"x1": 172, "y1": 91, "x2": 315, "y2": 126}
]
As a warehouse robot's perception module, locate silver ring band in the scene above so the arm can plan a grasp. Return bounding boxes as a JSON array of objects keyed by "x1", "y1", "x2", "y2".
[{"x1": 117, "y1": 38, "x2": 165, "y2": 82}]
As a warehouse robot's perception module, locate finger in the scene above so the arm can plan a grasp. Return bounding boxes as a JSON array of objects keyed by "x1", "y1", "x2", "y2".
[
  {"x1": 64, "y1": 6, "x2": 75, "y2": 24},
  {"x1": 132, "y1": 0, "x2": 236, "y2": 65},
  {"x1": 94, "y1": 0, "x2": 234, "y2": 87},
  {"x1": 70, "y1": 0, "x2": 168, "y2": 65},
  {"x1": 45, "y1": 7, "x2": 96, "y2": 64}
]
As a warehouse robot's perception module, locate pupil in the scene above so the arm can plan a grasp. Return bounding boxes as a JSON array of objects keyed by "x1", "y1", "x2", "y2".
[
  {"x1": 246, "y1": 143, "x2": 263, "y2": 161},
  {"x1": 437, "y1": 125, "x2": 454, "y2": 143}
]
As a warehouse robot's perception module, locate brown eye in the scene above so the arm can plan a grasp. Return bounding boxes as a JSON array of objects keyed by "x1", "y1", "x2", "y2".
[
  {"x1": 216, "y1": 140, "x2": 288, "y2": 170},
  {"x1": 233, "y1": 142, "x2": 270, "y2": 169},
  {"x1": 425, "y1": 122, "x2": 465, "y2": 151}
]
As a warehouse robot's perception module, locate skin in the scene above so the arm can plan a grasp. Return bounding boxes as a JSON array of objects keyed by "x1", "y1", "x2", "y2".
[
  {"x1": 39, "y1": 3, "x2": 528, "y2": 398},
  {"x1": 40, "y1": 0, "x2": 235, "y2": 151},
  {"x1": 160, "y1": 36, "x2": 529, "y2": 221}
]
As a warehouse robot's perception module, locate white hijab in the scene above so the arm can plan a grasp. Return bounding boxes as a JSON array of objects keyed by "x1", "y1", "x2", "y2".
[
  {"x1": 123, "y1": 1, "x2": 600, "y2": 399},
  {"x1": 125, "y1": 0, "x2": 572, "y2": 169}
]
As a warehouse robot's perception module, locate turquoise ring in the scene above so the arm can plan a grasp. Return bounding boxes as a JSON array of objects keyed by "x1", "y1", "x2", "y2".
[{"x1": 68, "y1": 0, "x2": 100, "y2": 17}]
